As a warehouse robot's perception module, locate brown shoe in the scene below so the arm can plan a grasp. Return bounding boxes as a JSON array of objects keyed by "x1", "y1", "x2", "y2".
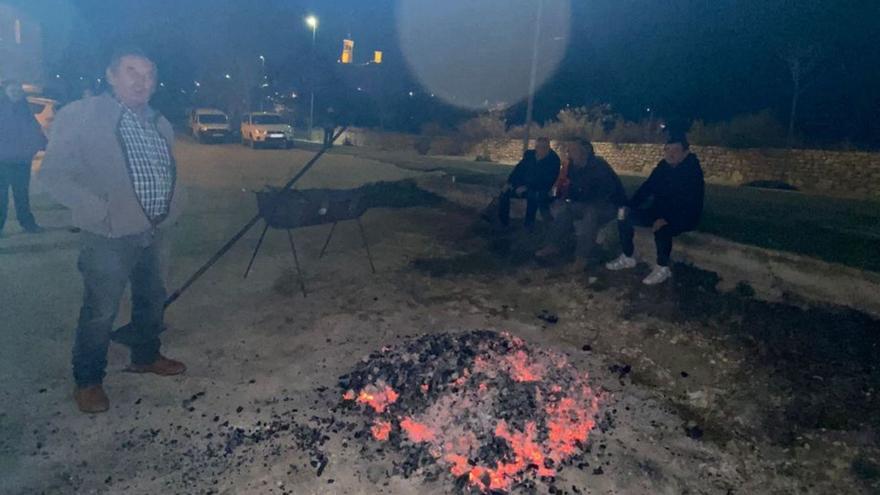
[
  {"x1": 126, "y1": 355, "x2": 187, "y2": 376},
  {"x1": 74, "y1": 385, "x2": 109, "y2": 414}
]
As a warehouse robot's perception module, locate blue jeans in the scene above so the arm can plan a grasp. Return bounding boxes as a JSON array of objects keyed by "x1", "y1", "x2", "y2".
[
  {"x1": 0, "y1": 160, "x2": 37, "y2": 231},
  {"x1": 73, "y1": 232, "x2": 166, "y2": 386}
]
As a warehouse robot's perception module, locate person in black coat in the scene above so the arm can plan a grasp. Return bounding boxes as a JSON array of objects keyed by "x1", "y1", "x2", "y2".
[
  {"x1": 0, "y1": 80, "x2": 47, "y2": 236},
  {"x1": 536, "y1": 138, "x2": 626, "y2": 270},
  {"x1": 495, "y1": 137, "x2": 561, "y2": 228},
  {"x1": 606, "y1": 134, "x2": 705, "y2": 285}
]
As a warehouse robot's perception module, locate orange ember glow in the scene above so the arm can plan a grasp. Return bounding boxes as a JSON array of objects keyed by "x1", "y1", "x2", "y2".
[
  {"x1": 371, "y1": 420, "x2": 392, "y2": 441},
  {"x1": 351, "y1": 383, "x2": 399, "y2": 413},
  {"x1": 346, "y1": 332, "x2": 601, "y2": 493},
  {"x1": 400, "y1": 417, "x2": 437, "y2": 442}
]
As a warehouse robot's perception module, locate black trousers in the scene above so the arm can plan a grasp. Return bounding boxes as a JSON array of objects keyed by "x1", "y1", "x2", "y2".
[
  {"x1": 73, "y1": 232, "x2": 167, "y2": 386},
  {"x1": 618, "y1": 208, "x2": 687, "y2": 267},
  {"x1": 498, "y1": 188, "x2": 552, "y2": 227},
  {"x1": 0, "y1": 160, "x2": 37, "y2": 231}
]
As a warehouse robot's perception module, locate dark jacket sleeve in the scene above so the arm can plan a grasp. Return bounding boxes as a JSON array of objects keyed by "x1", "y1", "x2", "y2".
[
  {"x1": 0, "y1": 100, "x2": 47, "y2": 162},
  {"x1": 674, "y1": 159, "x2": 705, "y2": 230},
  {"x1": 628, "y1": 163, "x2": 661, "y2": 208},
  {"x1": 570, "y1": 158, "x2": 622, "y2": 205},
  {"x1": 507, "y1": 151, "x2": 532, "y2": 187},
  {"x1": 533, "y1": 151, "x2": 561, "y2": 192}
]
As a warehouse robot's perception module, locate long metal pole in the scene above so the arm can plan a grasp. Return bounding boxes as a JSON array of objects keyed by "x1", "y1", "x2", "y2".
[
  {"x1": 522, "y1": 0, "x2": 544, "y2": 154},
  {"x1": 308, "y1": 26, "x2": 317, "y2": 141}
]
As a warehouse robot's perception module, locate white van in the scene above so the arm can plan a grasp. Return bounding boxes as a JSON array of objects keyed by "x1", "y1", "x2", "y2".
[{"x1": 189, "y1": 108, "x2": 231, "y2": 143}]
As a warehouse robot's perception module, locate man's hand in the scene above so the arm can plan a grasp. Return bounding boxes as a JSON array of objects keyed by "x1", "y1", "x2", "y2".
[
  {"x1": 652, "y1": 218, "x2": 668, "y2": 232},
  {"x1": 617, "y1": 207, "x2": 627, "y2": 221},
  {"x1": 515, "y1": 186, "x2": 527, "y2": 195}
]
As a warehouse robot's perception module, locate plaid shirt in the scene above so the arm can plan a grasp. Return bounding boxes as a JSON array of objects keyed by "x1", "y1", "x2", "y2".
[{"x1": 117, "y1": 105, "x2": 174, "y2": 221}]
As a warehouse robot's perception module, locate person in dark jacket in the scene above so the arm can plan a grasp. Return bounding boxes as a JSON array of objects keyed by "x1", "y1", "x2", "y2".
[
  {"x1": 0, "y1": 80, "x2": 47, "y2": 236},
  {"x1": 606, "y1": 134, "x2": 705, "y2": 285},
  {"x1": 495, "y1": 137, "x2": 561, "y2": 227},
  {"x1": 536, "y1": 138, "x2": 626, "y2": 270}
]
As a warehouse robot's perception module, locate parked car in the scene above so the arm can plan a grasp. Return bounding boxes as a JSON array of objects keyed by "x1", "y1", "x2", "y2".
[
  {"x1": 27, "y1": 96, "x2": 58, "y2": 135},
  {"x1": 240, "y1": 112, "x2": 294, "y2": 149},
  {"x1": 189, "y1": 108, "x2": 231, "y2": 143}
]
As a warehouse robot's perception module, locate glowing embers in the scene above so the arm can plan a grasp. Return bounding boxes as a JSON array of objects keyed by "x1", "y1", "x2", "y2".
[{"x1": 341, "y1": 331, "x2": 601, "y2": 493}]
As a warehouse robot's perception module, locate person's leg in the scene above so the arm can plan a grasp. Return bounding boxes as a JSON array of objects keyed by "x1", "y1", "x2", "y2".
[
  {"x1": 497, "y1": 189, "x2": 514, "y2": 227},
  {"x1": 536, "y1": 201, "x2": 574, "y2": 256},
  {"x1": 618, "y1": 208, "x2": 655, "y2": 257},
  {"x1": 573, "y1": 203, "x2": 616, "y2": 262},
  {"x1": 537, "y1": 190, "x2": 553, "y2": 223},
  {"x1": 116, "y1": 237, "x2": 167, "y2": 366},
  {"x1": 523, "y1": 189, "x2": 540, "y2": 227},
  {"x1": 73, "y1": 234, "x2": 135, "y2": 387},
  {"x1": 653, "y1": 226, "x2": 676, "y2": 267},
  {"x1": 9, "y1": 161, "x2": 38, "y2": 229},
  {"x1": 0, "y1": 163, "x2": 10, "y2": 233}
]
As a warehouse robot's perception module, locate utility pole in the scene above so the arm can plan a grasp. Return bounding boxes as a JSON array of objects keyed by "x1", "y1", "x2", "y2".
[{"x1": 522, "y1": 0, "x2": 544, "y2": 154}]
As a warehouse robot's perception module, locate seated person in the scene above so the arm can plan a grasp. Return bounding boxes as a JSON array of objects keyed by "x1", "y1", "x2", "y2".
[
  {"x1": 536, "y1": 138, "x2": 626, "y2": 270},
  {"x1": 605, "y1": 133, "x2": 705, "y2": 285},
  {"x1": 496, "y1": 137, "x2": 561, "y2": 228}
]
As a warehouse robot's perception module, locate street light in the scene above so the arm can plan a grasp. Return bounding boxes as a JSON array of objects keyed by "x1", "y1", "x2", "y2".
[
  {"x1": 259, "y1": 55, "x2": 267, "y2": 110},
  {"x1": 305, "y1": 15, "x2": 318, "y2": 140}
]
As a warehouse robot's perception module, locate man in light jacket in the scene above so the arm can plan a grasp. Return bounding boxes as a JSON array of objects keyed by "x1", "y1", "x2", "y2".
[
  {"x1": 0, "y1": 79, "x2": 46, "y2": 236},
  {"x1": 41, "y1": 47, "x2": 187, "y2": 414}
]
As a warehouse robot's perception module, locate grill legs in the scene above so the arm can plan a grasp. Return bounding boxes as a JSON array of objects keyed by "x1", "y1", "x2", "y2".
[
  {"x1": 286, "y1": 229, "x2": 307, "y2": 298},
  {"x1": 319, "y1": 222, "x2": 338, "y2": 259},
  {"x1": 357, "y1": 218, "x2": 377, "y2": 274},
  {"x1": 244, "y1": 218, "x2": 374, "y2": 296},
  {"x1": 243, "y1": 222, "x2": 271, "y2": 279}
]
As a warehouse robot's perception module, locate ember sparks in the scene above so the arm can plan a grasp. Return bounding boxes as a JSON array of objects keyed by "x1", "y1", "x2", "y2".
[{"x1": 340, "y1": 331, "x2": 602, "y2": 493}]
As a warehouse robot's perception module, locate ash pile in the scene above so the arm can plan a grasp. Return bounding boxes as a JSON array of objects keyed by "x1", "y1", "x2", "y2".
[{"x1": 339, "y1": 330, "x2": 603, "y2": 493}]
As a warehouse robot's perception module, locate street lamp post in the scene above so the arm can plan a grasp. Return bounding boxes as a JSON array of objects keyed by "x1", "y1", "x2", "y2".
[
  {"x1": 305, "y1": 15, "x2": 318, "y2": 141},
  {"x1": 522, "y1": 0, "x2": 544, "y2": 154},
  {"x1": 259, "y1": 55, "x2": 266, "y2": 111}
]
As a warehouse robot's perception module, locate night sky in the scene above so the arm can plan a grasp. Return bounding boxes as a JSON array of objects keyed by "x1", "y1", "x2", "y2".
[{"x1": 12, "y1": 0, "x2": 880, "y2": 147}]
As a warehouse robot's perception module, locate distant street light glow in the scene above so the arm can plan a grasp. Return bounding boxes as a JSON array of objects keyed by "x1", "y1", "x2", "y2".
[{"x1": 305, "y1": 15, "x2": 318, "y2": 29}]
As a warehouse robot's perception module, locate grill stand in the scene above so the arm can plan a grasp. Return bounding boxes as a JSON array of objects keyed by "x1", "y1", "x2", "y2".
[{"x1": 243, "y1": 217, "x2": 374, "y2": 297}]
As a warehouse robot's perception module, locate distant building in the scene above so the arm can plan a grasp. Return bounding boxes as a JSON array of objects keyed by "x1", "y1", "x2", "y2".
[{"x1": 0, "y1": 5, "x2": 44, "y2": 85}]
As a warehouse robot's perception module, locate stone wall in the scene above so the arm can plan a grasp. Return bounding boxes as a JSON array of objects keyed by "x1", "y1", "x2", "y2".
[
  {"x1": 475, "y1": 139, "x2": 880, "y2": 199},
  {"x1": 337, "y1": 128, "x2": 880, "y2": 199}
]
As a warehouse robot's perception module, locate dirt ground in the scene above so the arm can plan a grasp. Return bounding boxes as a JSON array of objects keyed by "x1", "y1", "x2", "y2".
[{"x1": 2, "y1": 140, "x2": 878, "y2": 494}]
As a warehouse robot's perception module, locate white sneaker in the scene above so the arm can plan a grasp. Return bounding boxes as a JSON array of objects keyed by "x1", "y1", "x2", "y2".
[
  {"x1": 642, "y1": 265, "x2": 672, "y2": 285},
  {"x1": 605, "y1": 254, "x2": 637, "y2": 271}
]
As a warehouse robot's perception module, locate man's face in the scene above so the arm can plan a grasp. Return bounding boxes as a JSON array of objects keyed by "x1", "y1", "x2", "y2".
[
  {"x1": 664, "y1": 143, "x2": 688, "y2": 165},
  {"x1": 535, "y1": 140, "x2": 551, "y2": 160},
  {"x1": 4, "y1": 83, "x2": 24, "y2": 102},
  {"x1": 107, "y1": 55, "x2": 157, "y2": 109}
]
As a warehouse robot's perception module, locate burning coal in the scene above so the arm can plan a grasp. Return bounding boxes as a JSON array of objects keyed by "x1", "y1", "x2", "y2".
[{"x1": 339, "y1": 331, "x2": 602, "y2": 493}]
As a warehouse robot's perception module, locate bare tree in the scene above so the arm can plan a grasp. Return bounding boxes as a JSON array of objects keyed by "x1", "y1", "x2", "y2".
[{"x1": 781, "y1": 44, "x2": 821, "y2": 149}]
